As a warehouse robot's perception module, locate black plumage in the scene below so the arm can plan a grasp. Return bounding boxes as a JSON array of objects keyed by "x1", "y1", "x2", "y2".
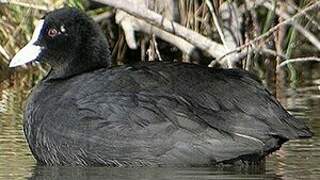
[{"x1": 12, "y1": 8, "x2": 311, "y2": 166}]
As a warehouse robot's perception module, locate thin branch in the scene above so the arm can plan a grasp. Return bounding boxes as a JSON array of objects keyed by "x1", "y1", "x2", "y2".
[
  {"x1": 152, "y1": 34, "x2": 163, "y2": 61},
  {"x1": 257, "y1": 0, "x2": 320, "y2": 51},
  {"x1": 258, "y1": 48, "x2": 286, "y2": 59},
  {"x1": 93, "y1": 0, "x2": 227, "y2": 59},
  {"x1": 219, "y1": 2, "x2": 243, "y2": 67},
  {"x1": 216, "y1": 1, "x2": 320, "y2": 62},
  {"x1": 1, "y1": 0, "x2": 49, "y2": 11},
  {"x1": 93, "y1": 11, "x2": 113, "y2": 22},
  {"x1": 115, "y1": 11, "x2": 197, "y2": 57},
  {"x1": 287, "y1": 1, "x2": 320, "y2": 31},
  {"x1": 208, "y1": 46, "x2": 285, "y2": 67},
  {"x1": 205, "y1": 0, "x2": 228, "y2": 49},
  {"x1": 277, "y1": 56, "x2": 320, "y2": 70}
]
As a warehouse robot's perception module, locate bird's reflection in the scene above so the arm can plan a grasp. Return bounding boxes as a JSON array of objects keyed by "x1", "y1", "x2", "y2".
[{"x1": 27, "y1": 163, "x2": 282, "y2": 180}]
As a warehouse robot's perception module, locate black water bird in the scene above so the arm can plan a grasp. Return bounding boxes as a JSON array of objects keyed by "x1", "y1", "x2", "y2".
[{"x1": 10, "y1": 8, "x2": 312, "y2": 166}]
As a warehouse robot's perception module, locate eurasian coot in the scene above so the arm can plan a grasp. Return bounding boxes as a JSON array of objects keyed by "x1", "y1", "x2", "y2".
[{"x1": 10, "y1": 8, "x2": 311, "y2": 166}]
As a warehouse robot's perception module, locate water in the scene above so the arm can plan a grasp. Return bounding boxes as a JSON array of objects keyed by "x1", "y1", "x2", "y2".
[{"x1": 0, "y1": 65, "x2": 319, "y2": 180}]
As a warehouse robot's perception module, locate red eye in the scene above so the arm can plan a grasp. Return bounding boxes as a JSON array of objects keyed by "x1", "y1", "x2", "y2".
[{"x1": 48, "y1": 28, "x2": 58, "y2": 37}]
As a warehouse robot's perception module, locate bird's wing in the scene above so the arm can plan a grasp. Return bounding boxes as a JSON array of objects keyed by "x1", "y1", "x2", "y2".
[
  {"x1": 44, "y1": 65, "x2": 311, "y2": 164},
  {"x1": 71, "y1": 90, "x2": 270, "y2": 163},
  {"x1": 188, "y1": 69, "x2": 311, "y2": 141}
]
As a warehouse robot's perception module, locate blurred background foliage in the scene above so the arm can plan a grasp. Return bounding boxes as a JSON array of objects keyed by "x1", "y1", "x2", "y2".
[{"x1": 0, "y1": 0, "x2": 319, "y2": 86}]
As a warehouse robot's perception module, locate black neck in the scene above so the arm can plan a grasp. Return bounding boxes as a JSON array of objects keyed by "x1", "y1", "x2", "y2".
[
  {"x1": 46, "y1": 20, "x2": 112, "y2": 80},
  {"x1": 47, "y1": 44, "x2": 111, "y2": 80}
]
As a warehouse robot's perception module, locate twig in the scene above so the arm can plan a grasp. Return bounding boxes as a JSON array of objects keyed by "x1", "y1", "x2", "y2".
[
  {"x1": 259, "y1": 48, "x2": 286, "y2": 58},
  {"x1": 287, "y1": 1, "x2": 320, "y2": 31},
  {"x1": 1, "y1": 0, "x2": 49, "y2": 11},
  {"x1": 152, "y1": 34, "x2": 162, "y2": 61},
  {"x1": 257, "y1": 0, "x2": 320, "y2": 51},
  {"x1": 115, "y1": 11, "x2": 197, "y2": 57},
  {"x1": 219, "y1": 2, "x2": 243, "y2": 67},
  {"x1": 216, "y1": 1, "x2": 320, "y2": 62},
  {"x1": 209, "y1": 46, "x2": 285, "y2": 67},
  {"x1": 277, "y1": 57, "x2": 320, "y2": 70},
  {"x1": 93, "y1": 0, "x2": 227, "y2": 59},
  {"x1": 205, "y1": 0, "x2": 228, "y2": 49},
  {"x1": 93, "y1": 11, "x2": 113, "y2": 22}
]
